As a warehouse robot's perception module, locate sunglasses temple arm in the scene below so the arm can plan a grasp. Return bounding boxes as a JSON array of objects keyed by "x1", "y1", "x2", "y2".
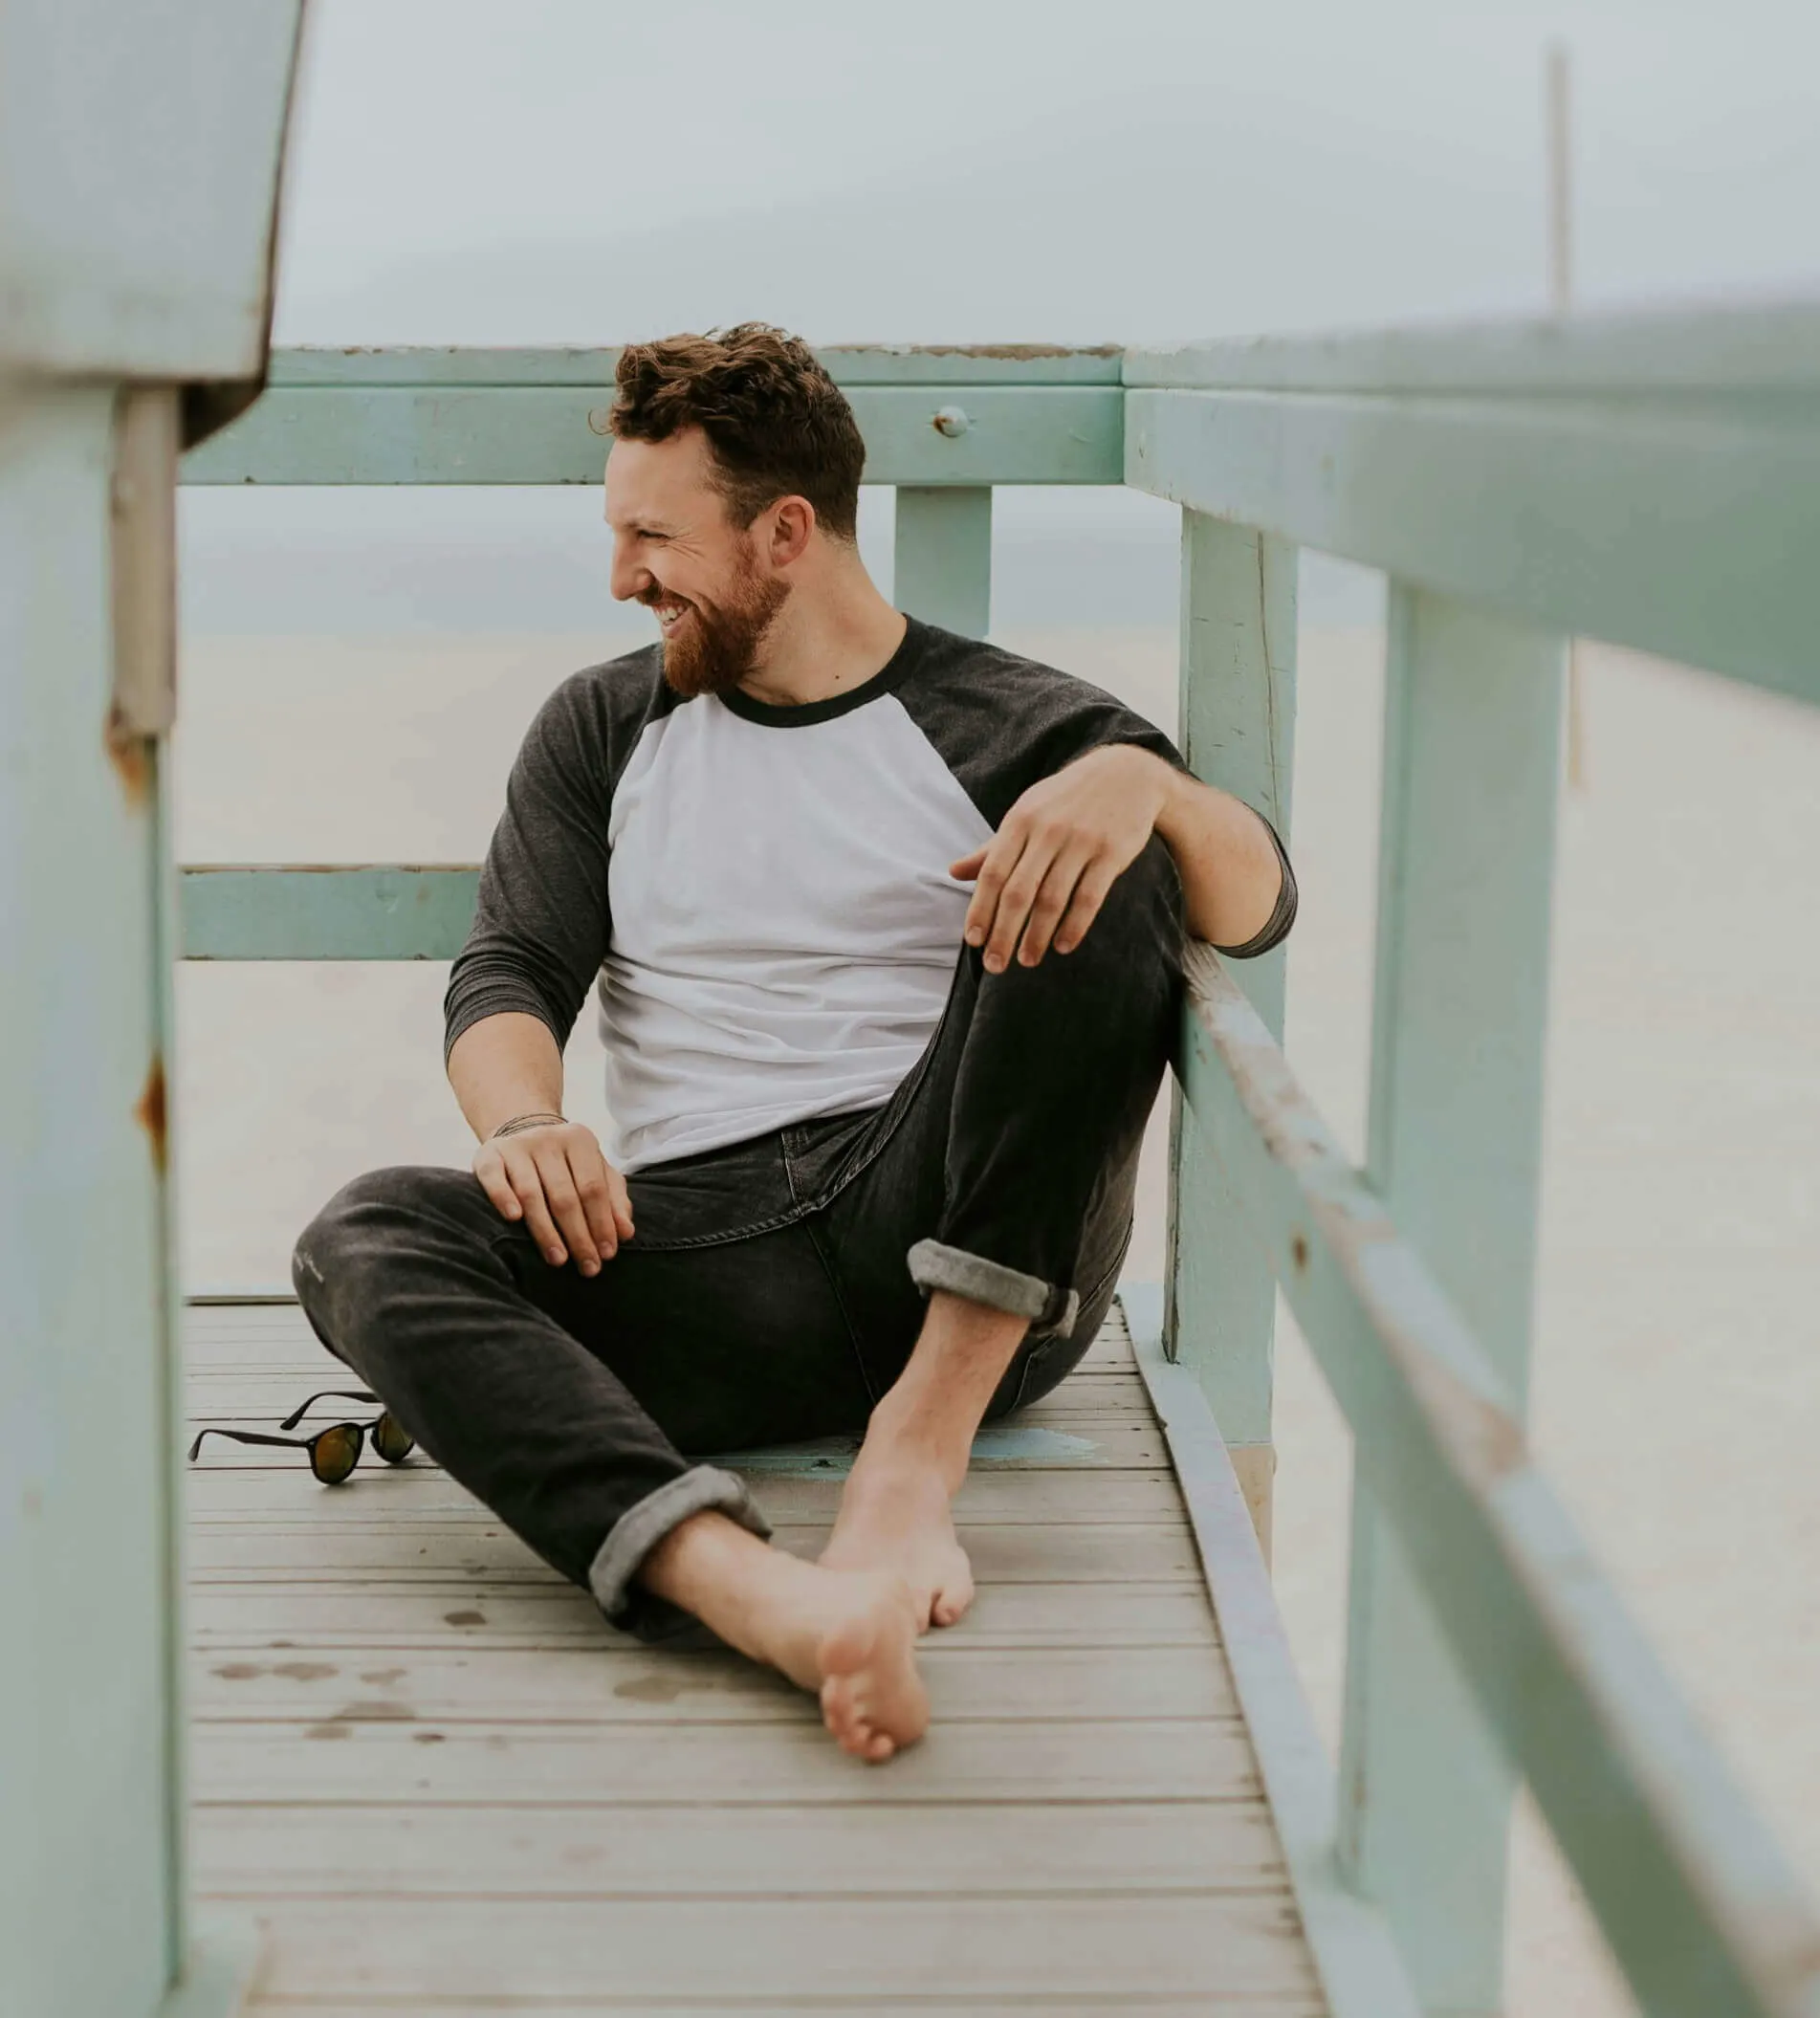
[
  {"x1": 187, "y1": 1427, "x2": 316, "y2": 1460},
  {"x1": 280, "y1": 1389, "x2": 383, "y2": 1431}
]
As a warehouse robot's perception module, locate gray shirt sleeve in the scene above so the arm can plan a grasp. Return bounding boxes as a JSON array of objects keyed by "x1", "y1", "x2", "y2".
[
  {"x1": 442, "y1": 650, "x2": 668, "y2": 1066},
  {"x1": 889, "y1": 621, "x2": 1298, "y2": 961}
]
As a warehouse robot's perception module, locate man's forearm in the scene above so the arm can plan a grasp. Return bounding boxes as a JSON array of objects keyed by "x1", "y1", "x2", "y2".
[
  {"x1": 447, "y1": 1011, "x2": 566, "y2": 1142},
  {"x1": 1152, "y1": 765, "x2": 1285, "y2": 951}
]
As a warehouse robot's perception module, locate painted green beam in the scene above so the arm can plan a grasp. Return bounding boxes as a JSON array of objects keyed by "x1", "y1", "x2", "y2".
[
  {"x1": 1177, "y1": 941, "x2": 1820, "y2": 2018},
  {"x1": 180, "y1": 866, "x2": 478, "y2": 960},
  {"x1": 268, "y1": 343, "x2": 1124, "y2": 387},
  {"x1": 1122, "y1": 299, "x2": 1820, "y2": 394},
  {"x1": 1123, "y1": 384, "x2": 1820, "y2": 711},
  {"x1": 182, "y1": 384, "x2": 1122, "y2": 487}
]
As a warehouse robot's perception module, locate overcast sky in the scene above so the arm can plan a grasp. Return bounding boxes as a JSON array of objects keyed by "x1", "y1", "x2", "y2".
[
  {"x1": 272, "y1": 0, "x2": 1820, "y2": 348},
  {"x1": 186, "y1": 0, "x2": 1818, "y2": 638}
]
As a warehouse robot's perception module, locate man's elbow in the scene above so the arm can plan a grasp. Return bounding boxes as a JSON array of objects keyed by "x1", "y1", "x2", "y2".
[{"x1": 1205, "y1": 816, "x2": 1297, "y2": 960}]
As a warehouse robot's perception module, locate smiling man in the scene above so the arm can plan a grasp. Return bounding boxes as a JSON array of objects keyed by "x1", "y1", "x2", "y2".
[{"x1": 291, "y1": 324, "x2": 1295, "y2": 1762}]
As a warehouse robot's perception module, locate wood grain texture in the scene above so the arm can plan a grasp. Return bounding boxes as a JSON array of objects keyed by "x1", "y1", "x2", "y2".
[
  {"x1": 193, "y1": 1800, "x2": 1286, "y2": 1896},
  {"x1": 182, "y1": 1299, "x2": 1323, "y2": 2012},
  {"x1": 229, "y1": 1896, "x2": 1317, "y2": 2004}
]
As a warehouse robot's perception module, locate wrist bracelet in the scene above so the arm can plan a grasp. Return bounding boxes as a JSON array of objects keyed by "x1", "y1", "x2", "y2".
[{"x1": 489, "y1": 1110, "x2": 566, "y2": 1142}]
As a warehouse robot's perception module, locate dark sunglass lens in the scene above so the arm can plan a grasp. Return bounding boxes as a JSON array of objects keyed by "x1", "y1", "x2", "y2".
[
  {"x1": 372, "y1": 1413, "x2": 414, "y2": 1464},
  {"x1": 311, "y1": 1424, "x2": 362, "y2": 1485}
]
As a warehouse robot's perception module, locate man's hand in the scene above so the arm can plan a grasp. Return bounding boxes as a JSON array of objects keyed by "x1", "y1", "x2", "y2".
[
  {"x1": 472, "y1": 1118, "x2": 635, "y2": 1278},
  {"x1": 950, "y1": 744, "x2": 1170, "y2": 973}
]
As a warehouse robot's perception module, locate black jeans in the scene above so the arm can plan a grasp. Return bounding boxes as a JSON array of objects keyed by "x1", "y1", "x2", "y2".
[{"x1": 292, "y1": 837, "x2": 1182, "y2": 1638}]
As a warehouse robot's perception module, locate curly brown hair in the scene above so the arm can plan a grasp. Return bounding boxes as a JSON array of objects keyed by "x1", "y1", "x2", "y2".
[{"x1": 609, "y1": 324, "x2": 865, "y2": 541}]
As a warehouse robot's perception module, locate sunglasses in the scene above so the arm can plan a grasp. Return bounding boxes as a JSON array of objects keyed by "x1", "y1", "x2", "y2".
[{"x1": 187, "y1": 1388, "x2": 416, "y2": 1485}]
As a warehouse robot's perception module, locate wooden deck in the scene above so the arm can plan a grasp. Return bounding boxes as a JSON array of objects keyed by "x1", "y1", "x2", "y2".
[{"x1": 184, "y1": 1296, "x2": 1325, "y2": 2013}]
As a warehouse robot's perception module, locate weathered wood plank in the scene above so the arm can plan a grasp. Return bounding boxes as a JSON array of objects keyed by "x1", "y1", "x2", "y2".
[
  {"x1": 1176, "y1": 943, "x2": 1820, "y2": 2018},
  {"x1": 185, "y1": 1463, "x2": 1188, "y2": 1525},
  {"x1": 263, "y1": 344, "x2": 1126, "y2": 388},
  {"x1": 186, "y1": 1580, "x2": 1216, "y2": 1652},
  {"x1": 185, "y1": 1371, "x2": 1160, "y2": 1424},
  {"x1": 175, "y1": 1294, "x2": 1320, "y2": 2013},
  {"x1": 207, "y1": 1895, "x2": 1321, "y2": 2003},
  {"x1": 186, "y1": 1392, "x2": 1153, "y2": 1437},
  {"x1": 185, "y1": 1520, "x2": 1201, "y2": 1586},
  {"x1": 1124, "y1": 382, "x2": 1820, "y2": 709},
  {"x1": 242, "y1": 2003, "x2": 1323, "y2": 2017},
  {"x1": 191, "y1": 1716, "x2": 1261, "y2": 1806},
  {"x1": 1131, "y1": 1299, "x2": 1421, "y2": 2018},
  {"x1": 184, "y1": 1417, "x2": 1171, "y2": 1475},
  {"x1": 182, "y1": 384, "x2": 1124, "y2": 488},
  {"x1": 181, "y1": 1300, "x2": 1136, "y2": 1351},
  {"x1": 190, "y1": 1640, "x2": 1233, "y2": 1722},
  {"x1": 181, "y1": 865, "x2": 477, "y2": 961},
  {"x1": 192, "y1": 1798, "x2": 1284, "y2": 1897},
  {"x1": 1122, "y1": 299, "x2": 1820, "y2": 394}
]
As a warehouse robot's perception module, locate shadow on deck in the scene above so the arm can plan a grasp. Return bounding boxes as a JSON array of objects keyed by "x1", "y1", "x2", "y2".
[{"x1": 184, "y1": 1296, "x2": 1325, "y2": 2013}]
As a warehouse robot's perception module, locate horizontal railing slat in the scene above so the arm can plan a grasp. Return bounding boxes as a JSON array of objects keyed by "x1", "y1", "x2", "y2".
[
  {"x1": 1176, "y1": 940, "x2": 1820, "y2": 2018},
  {"x1": 181, "y1": 866, "x2": 478, "y2": 960},
  {"x1": 182, "y1": 384, "x2": 1123, "y2": 487},
  {"x1": 1124, "y1": 384, "x2": 1820, "y2": 709},
  {"x1": 268, "y1": 343, "x2": 1126, "y2": 388},
  {"x1": 1123, "y1": 299, "x2": 1820, "y2": 394}
]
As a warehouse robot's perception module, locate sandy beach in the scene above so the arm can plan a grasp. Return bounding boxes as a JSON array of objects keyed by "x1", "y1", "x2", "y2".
[{"x1": 171, "y1": 618, "x2": 1819, "y2": 2016}]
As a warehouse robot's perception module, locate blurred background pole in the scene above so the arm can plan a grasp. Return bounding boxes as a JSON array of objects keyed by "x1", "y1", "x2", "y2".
[{"x1": 1547, "y1": 39, "x2": 1590, "y2": 792}]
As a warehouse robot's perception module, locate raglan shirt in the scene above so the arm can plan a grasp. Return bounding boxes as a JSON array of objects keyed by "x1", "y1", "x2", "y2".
[{"x1": 443, "y1": 617, "x2": 1297, "y2": 1174}]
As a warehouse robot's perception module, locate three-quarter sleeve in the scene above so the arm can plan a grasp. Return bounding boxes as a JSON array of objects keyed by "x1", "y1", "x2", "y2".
[
  {"x1": 1210, "y1": 813, "x2": 1297, "y2": 959},
  {"x1": 442, "y1": 672, "x2": 618, "y2": 1065}
]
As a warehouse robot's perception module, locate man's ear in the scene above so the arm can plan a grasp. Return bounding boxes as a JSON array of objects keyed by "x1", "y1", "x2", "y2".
[{"x1": 766, "y1": 494, "x2": 816, "y2": 569}]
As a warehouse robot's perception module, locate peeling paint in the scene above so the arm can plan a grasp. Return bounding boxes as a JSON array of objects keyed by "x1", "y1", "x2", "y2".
[{"x1": 833, "y1": 341, "x2": 1119, "y2": 361}]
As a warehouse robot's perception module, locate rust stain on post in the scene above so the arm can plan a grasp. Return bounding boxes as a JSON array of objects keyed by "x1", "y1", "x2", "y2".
[
  {"x1": 104, "y1": 705, "x2": 152, "y2": 806},
  {"x1": 135, "y1": 1054, "x2": 167, "y2": 1172}
]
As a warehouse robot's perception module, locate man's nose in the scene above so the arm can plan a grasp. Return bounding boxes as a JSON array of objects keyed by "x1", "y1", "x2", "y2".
[{"x1": 608, "y1": 545, "x2": 650, "y2": 604}]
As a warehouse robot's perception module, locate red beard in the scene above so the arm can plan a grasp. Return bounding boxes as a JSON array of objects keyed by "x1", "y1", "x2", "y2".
[{"x1": 650, "y1": 549, "x2": 789, "y2": 699}]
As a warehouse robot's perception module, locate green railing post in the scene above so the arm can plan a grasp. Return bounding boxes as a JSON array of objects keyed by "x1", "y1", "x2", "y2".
[
  {"x1": 1337, "y1": 585, "x2": 1565, "y2": 2011},
  {"x1": 1166, "y1": 512, "x2": 1297, "y2": 1554},
  {"x1": 0, "y1": 387, "x2": 189, "y2": 2015},
  {"x1": 893, "y1": 486, "x2": 992, "y2": 638}
]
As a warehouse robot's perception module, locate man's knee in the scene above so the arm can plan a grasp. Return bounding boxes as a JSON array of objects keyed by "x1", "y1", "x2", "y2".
[
  {"x1": 1091, "y1": 831, "x2": 1184, "y2": 957},
  {"x1": 986, "y1": 831, "x2": 1182, "y2": 1018},
  {"x1": 291, "y1": 1163, "x2": 489, "y2": 1313}
]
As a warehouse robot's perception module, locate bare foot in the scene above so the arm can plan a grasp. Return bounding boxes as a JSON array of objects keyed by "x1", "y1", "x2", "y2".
[
  {"x1": 765, "y1": 1568, "x2": 930, "y2": 1764},
  {"x1": 640, "y1": 1513, "x2": 929, "y2": 1763},
  {"x1": 821, "y1": 1463, "x2": 976, "y2": 1631}
]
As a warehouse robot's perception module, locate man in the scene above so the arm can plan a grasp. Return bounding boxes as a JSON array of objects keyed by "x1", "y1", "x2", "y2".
[{"x1": 292, "y1": 325, "x2": 1294, "y2": 1764}]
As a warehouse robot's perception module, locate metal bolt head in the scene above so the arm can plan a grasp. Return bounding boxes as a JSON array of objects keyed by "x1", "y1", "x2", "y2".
[{"x1": 932, "y1": 405, "x2": 970, "y2": 438}]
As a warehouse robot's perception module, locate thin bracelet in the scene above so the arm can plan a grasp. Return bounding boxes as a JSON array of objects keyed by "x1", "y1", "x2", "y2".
[{"x1": 489, "y1": 1110, "x2": 566, "y2": 1142}]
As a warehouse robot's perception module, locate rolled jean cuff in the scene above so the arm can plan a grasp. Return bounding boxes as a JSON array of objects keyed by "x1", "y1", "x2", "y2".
[
  {"x1": 586, "y1": 1464, "x2": 772, "y2": 1623},
  {"x1": 908, "y1": 1238, "x2": 1080, "y2": 1337}
]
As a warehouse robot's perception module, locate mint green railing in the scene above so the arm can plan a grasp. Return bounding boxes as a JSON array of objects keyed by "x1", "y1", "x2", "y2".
[{"x1": 178, "y1": 318, "x2": 1820, "y2": 2018}]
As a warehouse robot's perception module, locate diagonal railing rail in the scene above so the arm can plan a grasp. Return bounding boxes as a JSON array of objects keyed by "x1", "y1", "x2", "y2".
[{"x1": 177, "y1": 313, "x2": 1820, "y2": 2018}]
